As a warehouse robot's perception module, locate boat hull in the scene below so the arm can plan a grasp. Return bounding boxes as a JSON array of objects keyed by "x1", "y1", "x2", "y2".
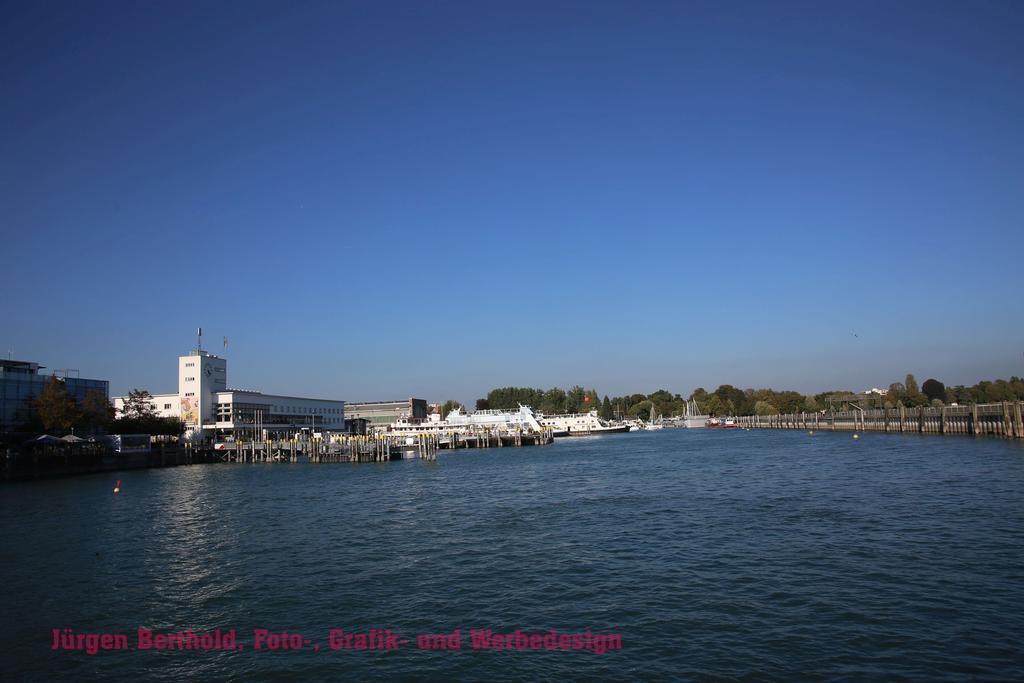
[{"x1": 566, "y1": 425, "x2": 631, "y2": 436}]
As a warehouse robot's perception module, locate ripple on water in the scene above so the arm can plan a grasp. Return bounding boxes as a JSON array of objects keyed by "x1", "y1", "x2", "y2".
[{"x1": 1, "y1": 430, "x2": 1023, "y2": 679}]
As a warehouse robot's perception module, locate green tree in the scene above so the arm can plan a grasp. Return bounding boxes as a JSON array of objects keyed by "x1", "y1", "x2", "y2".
[
  {"x1": 540, "y1": 388, "x2": 568, "y2": 414},
  {"x1": 921, "y1": 378, "x2": 946, "y2": 403},
  {"x1": 35, "y1": 375, "x2": 81, "y2": 433},
  {"x1": 121, "y1": 389, "x2": 157, "y2": 419},
  {"x1": 440, "y1": 400, "x2": 465, "y2": 419},
  {"x1": 773, "y1": 391, "x2": 805, "y2": 414},
  {"x1": 704, "y1": 395, "x2": 726, "y2": 417},
  {"x1": 599, "y1": 395, "x2": 613, "y2": 420},
  {"x1": 754, "y1": 400, "x2": 778, "y2": 416},
  {"x1": 110, "y1": 415, "x2": 183, "y2": 436},
  {"x1": 902, "y1": 373, "x2": 927, "y2": 406},
  {"x1": 627, "y1": 400, "x2": 654, "y2": 419},
  {"x1": 566, "y1": 385, "x2": 587, "y2": 413},
  {"x1": 81, "y1": 389, "x2": 114, "y2": 432},
  {"x1": 486, "y1": 387, "x2": 541, "y2": 410},
  {"x1": 475, "y1": 398, "x2": 490, "y2": 411},
  {"x1": 713, "y1": 385, "x2": 746, "y2": 415}
]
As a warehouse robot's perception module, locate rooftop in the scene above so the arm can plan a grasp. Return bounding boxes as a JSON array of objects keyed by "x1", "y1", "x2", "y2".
[{"x1": 0, "y1": 359, "x2": 43, "y2": 371}]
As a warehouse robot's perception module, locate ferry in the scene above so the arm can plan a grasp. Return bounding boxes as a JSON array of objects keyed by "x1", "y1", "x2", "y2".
[
  {"x1": 538, "y1": 410, "x2": 631, "y2": 436},
  {"x1": 387, "y1": 405, "x2": 546, "y2": 433}
]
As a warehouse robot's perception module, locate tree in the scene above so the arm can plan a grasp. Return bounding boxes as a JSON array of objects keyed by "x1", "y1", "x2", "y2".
[
  {"x1": 35, "y1": 375, "x2": 81, "y2": 433},
  {"x1": 475, "y1": 398, "x2": 490, "y2": 411},
  {"x1": 803, "y1": 395, "x2": 820, "y2": 412},
  {"x1": 704, "y1": 395, "x2": 726, "y2": 417},
  {"x1": 902, "y1": 374, "x2": 927, "y2": 407},
  {"x1": 627, "y1": 400, "x2": 654, "y2": 419},
  {"x1": 540, "y1": 388, "x2": 568, "y2": 414},
  {"x1": 599, "y1": 395, "x2": 613, "y2": 421},
  {"x1": 922, "y1": 378, "x2": 946, "y2": 404},
  {"x1": 566, "y1": 385, "x2": 587, "y2": 413},
  {"x1": 81, "y1": 389, "x2": 114, "y2": 432},
  {"x1": 440, "y1": 400, "x2": 465, "y2": 419},
  {"x1": 111, "y1": 414, "x2": 183, "y2": 436},
  {"x1": 121, "y1": 389, "x2": 157, "y2": 419},
  {"x1": 713, "y1": 385, "x2": 746, "y2": 415},
  {"x1": 754, "y1": 400, "x2": 778, "y2": 416},
  {"x1": 486, "y1": 387, "x2": 545, "y2": 410}
]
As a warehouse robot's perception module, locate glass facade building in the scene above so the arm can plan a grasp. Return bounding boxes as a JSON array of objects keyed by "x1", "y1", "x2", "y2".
[{"x1": 0, "y1": 360, "x2": 109, "y2": 432}]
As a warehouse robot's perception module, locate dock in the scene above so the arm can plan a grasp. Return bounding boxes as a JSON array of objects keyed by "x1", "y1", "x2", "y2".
[
  {"x1": 736, "y1": 401, "x2": 1024, "y2": 437},
  {"x1": 215, "y1": 427, "x2": 555, "y2": 464}
]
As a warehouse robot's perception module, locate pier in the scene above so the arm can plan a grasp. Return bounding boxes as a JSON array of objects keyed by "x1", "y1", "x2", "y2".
[
  {"x1": 736, "y1": 401, "x2": 1024, "y2": 438},
  {"x1": 215, "y1": 427, "x2": 555, "y2": 464}
]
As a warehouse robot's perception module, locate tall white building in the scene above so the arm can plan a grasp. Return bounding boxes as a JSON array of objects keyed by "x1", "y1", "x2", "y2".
[{"x1": 114, "y1": 349, "x2": 344, "y2": 440}]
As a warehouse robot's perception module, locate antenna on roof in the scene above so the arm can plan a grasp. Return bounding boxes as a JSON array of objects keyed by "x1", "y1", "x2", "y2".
[{"x1": 197, "y1": 327, "x2": 203, "y2": 353}]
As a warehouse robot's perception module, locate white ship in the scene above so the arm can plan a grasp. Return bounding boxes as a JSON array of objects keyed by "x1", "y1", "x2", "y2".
[
  {"x1": 388, "y1": 405, "x2": 545, "y2": 433},
  {"x1": 624, "y1": 419, "x2": 644, "y2": 432},
  {"x1": 538, "y1": 410, "x2": 631, "y2": 436}
]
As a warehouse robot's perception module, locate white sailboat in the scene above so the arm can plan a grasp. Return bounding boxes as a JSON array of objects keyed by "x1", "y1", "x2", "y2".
[
  {"x1": 681, "y1": 399, "x2": 709, "y2": 428},
  {"x1": 644, "y1": 403, "x2": 664, "y2": 430}
]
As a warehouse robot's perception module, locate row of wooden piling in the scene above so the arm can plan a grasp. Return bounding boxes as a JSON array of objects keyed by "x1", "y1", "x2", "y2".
[
  {"x1": 736, "y1": 401, "x2": 1024, "y2": 437},
  {"x1": 217, "y1": 427, "x2": 555, "y2": 464}
]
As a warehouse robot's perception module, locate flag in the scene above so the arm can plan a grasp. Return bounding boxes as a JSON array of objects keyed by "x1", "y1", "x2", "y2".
[{"x1": 223, "y1": 336, "x2": 228, "y2": 349}]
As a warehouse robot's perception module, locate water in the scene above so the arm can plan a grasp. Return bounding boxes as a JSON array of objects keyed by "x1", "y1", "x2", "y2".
[{"x1": 2, "y1": 430, "x2": 1024, "y2": 680}]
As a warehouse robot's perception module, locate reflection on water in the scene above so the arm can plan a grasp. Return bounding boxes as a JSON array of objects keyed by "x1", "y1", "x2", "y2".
[{"x1": 2, "y1": 430, "x2": 1023, "y2": 679}]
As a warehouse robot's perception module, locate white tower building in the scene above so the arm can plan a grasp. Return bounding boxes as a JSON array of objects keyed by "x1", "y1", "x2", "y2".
[{"x1": 178, "y1": 350, "x2": 227, "y2": 429}]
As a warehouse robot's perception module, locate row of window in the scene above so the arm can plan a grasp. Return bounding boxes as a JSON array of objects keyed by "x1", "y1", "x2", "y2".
[{"x1": 272, "y1": 406, "x2": 341, "y2": 414}]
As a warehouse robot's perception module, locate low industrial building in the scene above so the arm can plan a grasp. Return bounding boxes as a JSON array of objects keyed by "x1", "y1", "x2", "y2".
[
  {"x1": 1, "y1": 359, "x2": 109, "y2": 432},
  {"x1": 344, "y1": 398, "x2": 428, "y2": 430},
  {"x1": 113, "y1": 348, "x2": 344, "y2": 441}
]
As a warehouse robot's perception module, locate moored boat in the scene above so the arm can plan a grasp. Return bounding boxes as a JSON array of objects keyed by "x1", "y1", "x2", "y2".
[{"x1": 538, "y1": 410, "x2": 631, "y2": 436}]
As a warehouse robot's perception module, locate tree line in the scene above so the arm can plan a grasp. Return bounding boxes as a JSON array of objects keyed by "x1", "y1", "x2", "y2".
[{"x1": 472, "y1": 374, "x2": 1024, "y2": 419}]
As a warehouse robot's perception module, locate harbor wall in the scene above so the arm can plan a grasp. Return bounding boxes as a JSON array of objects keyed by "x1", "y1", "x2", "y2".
[
  {"x1": 736, "y1": 401, "x2": 1024, "y2": 438},
  {"x1": 2, "y1": 445, "x2": 215, "y2": 482}
]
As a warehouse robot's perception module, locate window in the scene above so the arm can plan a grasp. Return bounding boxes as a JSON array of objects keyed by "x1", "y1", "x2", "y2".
[{"x1": 164, "y1": 403, "x2": 171, "y2": 410}]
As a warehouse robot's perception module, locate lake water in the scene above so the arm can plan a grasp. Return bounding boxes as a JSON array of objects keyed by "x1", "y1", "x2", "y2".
[{"x1": 2, "y1": 429, "x2": 1023, "y2": 680}]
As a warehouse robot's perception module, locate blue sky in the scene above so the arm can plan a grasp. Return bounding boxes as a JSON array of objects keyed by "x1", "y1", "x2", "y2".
[{"x1": 2, "y1": 0, "x2": 1022, "y2": 404}]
